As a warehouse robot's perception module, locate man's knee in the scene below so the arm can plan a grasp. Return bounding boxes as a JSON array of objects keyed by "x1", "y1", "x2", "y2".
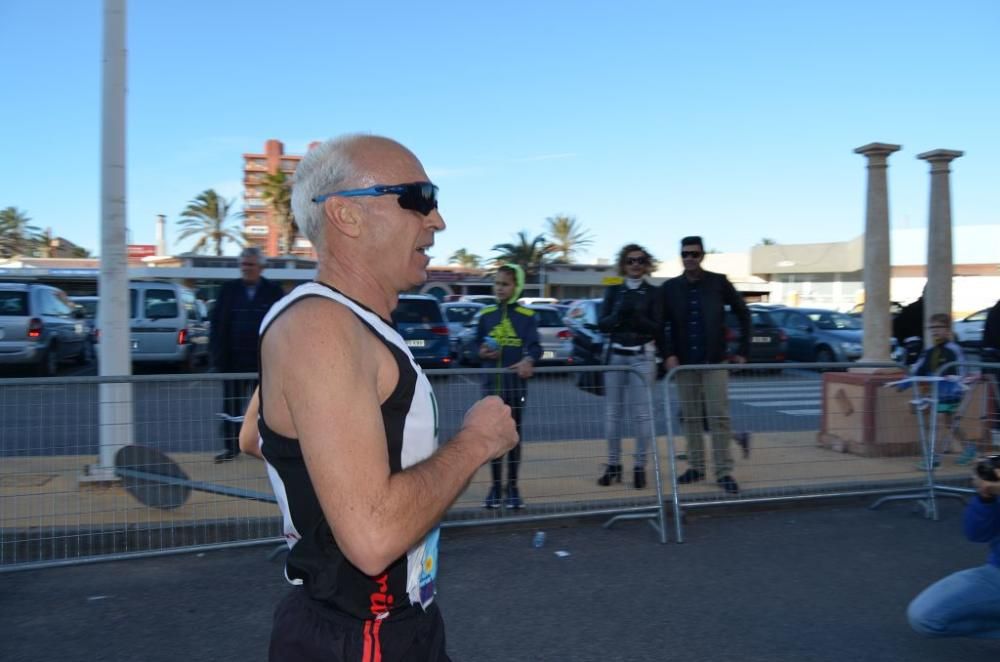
[{"x1": 907, "y1": 597, "x2": 948, "y2": 637}]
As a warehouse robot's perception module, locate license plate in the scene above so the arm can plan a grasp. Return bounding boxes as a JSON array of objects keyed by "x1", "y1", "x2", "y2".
[
  {"x1": 752, "y1": 336, "x2": 770, "y2": 343},
  {"x1": 542, "y1": 351, "x2": 555, "y2": 360},
  {"x1": 406, "y1": 339, "x2": 425, "y2": 348}
]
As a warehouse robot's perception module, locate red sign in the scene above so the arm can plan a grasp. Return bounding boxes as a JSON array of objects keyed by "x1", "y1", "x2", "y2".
[{"x1": 127, "y1": 244, "x2": 157, "y2": 259}]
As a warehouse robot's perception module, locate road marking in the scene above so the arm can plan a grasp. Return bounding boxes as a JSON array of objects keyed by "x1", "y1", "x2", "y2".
[
  {"x1": 745, "y1": 399, "x2": 822, "y2": 407},
  {"x1": 729, "y1": 391, "x2": 820, "y2": 401},
  {"x1": 728, "y1": 385, "x2": 821, "y2": 394},
  {"x1": 778, "y1": 408, "x2": 822, "y2": 416}
]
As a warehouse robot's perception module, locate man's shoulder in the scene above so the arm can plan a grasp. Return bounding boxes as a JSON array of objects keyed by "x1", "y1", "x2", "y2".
[
  {"x1": 480, "y1": 304, "x2": 499, "y2": 315},
  {"x1": 513, "y1": 305, "x2": 535, "y2": 317}
]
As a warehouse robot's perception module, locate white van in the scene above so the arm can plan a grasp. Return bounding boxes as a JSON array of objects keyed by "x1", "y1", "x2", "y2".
[
  {"x1": 130, "y1": 281, "x2": 209, "y2": 370},
  {"x1": 93, "y1": 281, "x2": 209, "y2": 371}
]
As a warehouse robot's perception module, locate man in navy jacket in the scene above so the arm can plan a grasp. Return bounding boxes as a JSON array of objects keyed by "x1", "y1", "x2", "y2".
[{"x1": 210, "y1": 247, "x2": 283, "y2": 462}]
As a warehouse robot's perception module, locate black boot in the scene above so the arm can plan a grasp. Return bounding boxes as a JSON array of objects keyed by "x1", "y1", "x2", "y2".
[
  {"x1": 597, "y1": 464, "x2": 623, "y2": 486},
  {"x1": 633, "y1": 467, "x2": 647, "y2": 489}
]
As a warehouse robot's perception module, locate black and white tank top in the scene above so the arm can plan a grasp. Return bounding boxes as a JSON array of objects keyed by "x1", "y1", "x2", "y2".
[{"x1": 257, "y1": 282, "x2": 440, "y2": 620}]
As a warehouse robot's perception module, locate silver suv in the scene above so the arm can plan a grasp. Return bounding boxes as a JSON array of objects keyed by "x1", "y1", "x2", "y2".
[{"x1": 0, "y1": 282, "x2": 91, "y2": 375}]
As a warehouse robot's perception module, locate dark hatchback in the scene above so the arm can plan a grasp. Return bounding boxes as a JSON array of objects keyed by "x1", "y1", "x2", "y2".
[
  {"x1": 391, "y1": 295, "x2": 452, "y2": 369},
  {"x1": 726, "y1": 307, "x2": 787, "y2": 364}
]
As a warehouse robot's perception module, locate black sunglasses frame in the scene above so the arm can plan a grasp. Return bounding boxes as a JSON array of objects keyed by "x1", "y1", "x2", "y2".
[{"x1": 312, "y1": 182, "x2": 439, "y2": 216}]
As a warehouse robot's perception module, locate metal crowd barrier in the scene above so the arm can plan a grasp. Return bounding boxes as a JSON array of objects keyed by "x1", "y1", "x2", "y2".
[
  {"x1": 0, "y1": 365, "x2": 670, "y2": 572},
  {"x1": 660, "y1": 360, "x2": 953, "y2": 543},
  {"x1": 868, "y1": 360, "x2": 1000, "y2": 519}
]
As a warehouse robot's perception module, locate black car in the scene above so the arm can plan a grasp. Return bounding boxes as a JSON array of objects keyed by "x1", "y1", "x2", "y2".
[{"x1": 726, "y1": 307, "x2": 787, "y2": 364}]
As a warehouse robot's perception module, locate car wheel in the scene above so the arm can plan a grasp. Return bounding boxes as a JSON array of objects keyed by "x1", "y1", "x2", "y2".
[
  {"x1": 36, "y1": 344, "x2": 59, "y2": 377},
  {"x1": 177, "y1": 350, "x2": 196, "y2": 373},
  {"x1": 814, "y1": 346, "x2": 836, "y2": 367}
]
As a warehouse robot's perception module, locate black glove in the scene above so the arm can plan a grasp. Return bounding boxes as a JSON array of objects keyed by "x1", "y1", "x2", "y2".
[{"x1": 656, "y1": 362, "x2": 668, "y2": 381}]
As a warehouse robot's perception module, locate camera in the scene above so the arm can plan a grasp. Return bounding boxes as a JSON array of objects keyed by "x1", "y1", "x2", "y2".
[{"x1": 976, "y1": 455, "x2": 1000, "y2": 483}]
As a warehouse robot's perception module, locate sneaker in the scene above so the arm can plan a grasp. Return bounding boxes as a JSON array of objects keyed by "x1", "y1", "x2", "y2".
[
  {"x1": 716, "y1": 475, "x2": 740, "y2": 495},
  {"x1": 504, "y1": 485, "x2": 525, "y2": 509},
  {"x1": 483, "y1": 484, "x2": 502, "y2": 509},
  {"x1": 676, "y1": 468, "x2": 705, "y2": 484},
  {"x1": 956, "y1": 445, "x2": 977, "y2": 466}
]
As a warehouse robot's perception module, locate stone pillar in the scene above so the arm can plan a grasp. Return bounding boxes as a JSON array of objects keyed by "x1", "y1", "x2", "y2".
[
  {"x1": 917, "y1": 149, "x2": 963, "y2": 342},
  {"x1": 854, "y1": 143, "x2": 901, "y2": 364}
]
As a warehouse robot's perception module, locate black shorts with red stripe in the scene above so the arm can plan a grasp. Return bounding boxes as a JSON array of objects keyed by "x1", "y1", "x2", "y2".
[{"x1": 269, "y1": 588, "x2": 451, "y2": 662}]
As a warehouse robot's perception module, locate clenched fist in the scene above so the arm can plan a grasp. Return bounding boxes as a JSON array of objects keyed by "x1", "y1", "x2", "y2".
[{"x1": 462, "y1": 396, "x2": 518, "y2": 460}]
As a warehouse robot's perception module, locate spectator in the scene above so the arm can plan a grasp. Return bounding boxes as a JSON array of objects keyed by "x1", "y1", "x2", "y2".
[
  {"x1": 476, "y1": 264, "x2": 541, "y2": 509},
  {"x1": 911, "y1": 313, "x2": 971, "y2": 467},
  {"x1": 907, "y1": 460, "x2": 1000, "y2": 639},
  {"x1": 596, "y1": 243, "x2": 662, "y2": 490},
  {"x1": 659, "y1": 235, "x2": 750, "y2": 494},
  {"x1": 258, "y1": 134, "x2": 517, "y2": 660},
  {"x1": 209, "y1": 247, "x2": 283, "y2": 463}
]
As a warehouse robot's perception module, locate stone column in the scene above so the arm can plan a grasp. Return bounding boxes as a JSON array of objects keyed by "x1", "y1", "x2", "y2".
[
  {"x1": 917, "y1": 149, "x2": 963, "y2": 342},
  {"x1": 854, "y1": 143, "x2": 901, "y2": 364}
]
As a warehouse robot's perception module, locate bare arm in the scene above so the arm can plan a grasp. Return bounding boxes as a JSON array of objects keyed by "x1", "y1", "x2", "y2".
[
  {"x1": 269, "y1": 301, "x2": 516, "y2": 576},
  {"x1": 238, "y1": 387, "x2": 263, "y2": 459}
]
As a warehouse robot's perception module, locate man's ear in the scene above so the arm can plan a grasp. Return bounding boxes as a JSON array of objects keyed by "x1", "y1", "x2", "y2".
[{"x1": 325, "y1": 198, "x2": 362, "y2": 239}]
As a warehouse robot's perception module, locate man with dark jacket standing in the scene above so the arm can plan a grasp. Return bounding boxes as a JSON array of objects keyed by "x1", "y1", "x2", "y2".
[
  {"x1": 210, "y1": 247, "x2": 283, "y2": 462},
  {"x1": 659, "y1": 236, "x2": 750, "y2": 494}
]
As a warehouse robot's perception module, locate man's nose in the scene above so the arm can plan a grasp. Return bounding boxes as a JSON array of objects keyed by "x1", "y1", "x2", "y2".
[{"x1": 428, "y1": 209, "x2": 446, "y2": 231}]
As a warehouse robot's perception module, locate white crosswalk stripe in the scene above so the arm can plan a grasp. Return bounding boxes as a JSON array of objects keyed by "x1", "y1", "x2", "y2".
[{"x1": 729, "y1": 383, "x2": 822, "y2": 417}]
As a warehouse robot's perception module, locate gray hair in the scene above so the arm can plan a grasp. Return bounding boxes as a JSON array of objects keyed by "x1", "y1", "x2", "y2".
[
  {"x1": 291, "y1": 135, "x2": 370, "y2": 251},
  {"x1": 240, "y1": 246, "x2": 266, "y2": 266}
]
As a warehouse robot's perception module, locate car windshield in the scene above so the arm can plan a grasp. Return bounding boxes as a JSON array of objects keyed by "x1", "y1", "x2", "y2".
[
  {"x1": 444, "y1": 306, "x2": 479, "y2": 324},
  {"x1": 808, "y1": 312, "x2": 861, "y2": 330},
  {"x1": 392, "y1": 299, "x2": 443, "y2": 324},
  {"x1": 0, "y1": 291, "x2": 28, "y2": 316}
]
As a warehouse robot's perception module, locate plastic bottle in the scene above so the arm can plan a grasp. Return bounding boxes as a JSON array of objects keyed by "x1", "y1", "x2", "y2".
[{"x1": 532, "y1": 531, "x2": 545, "y2": 548}]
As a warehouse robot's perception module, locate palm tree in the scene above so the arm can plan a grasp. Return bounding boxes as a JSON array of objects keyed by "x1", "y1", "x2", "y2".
[
  {"x1": 0, "y1": 206, "x2": 42, "y2": 258},
  {"x1": 449, "y1": 248, "x2": 482, "y2": 269},
  {"x1": 260, "y1": 171, "x2": 296, "y2": 254},
  {"x1": 759, "y1": 237, "x2": 777, "y2": 246},
  {"x1": 545, "y1": 214, "x2": 593, "y2": 263},
  {"x1": 177, "y1": 190, "x2": 245, "y2": 256},
  {"x1": 490, "y1": 231, "x2": 554, "y2": 275}
]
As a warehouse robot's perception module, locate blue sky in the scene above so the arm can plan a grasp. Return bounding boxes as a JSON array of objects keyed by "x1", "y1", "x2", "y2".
[{"x1": 2, "y1": 1, "x2": 998, "y2": 266}]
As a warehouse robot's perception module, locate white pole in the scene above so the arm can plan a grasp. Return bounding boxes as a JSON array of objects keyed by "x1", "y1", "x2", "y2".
[{"x1": 94, "y1": 0, "x2": 133, "y2": 478}]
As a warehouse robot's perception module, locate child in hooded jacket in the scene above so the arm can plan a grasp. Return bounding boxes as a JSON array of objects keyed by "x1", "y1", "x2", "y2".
[{"x1": 476, "y1": 264, "x2": 542, "y2": 509}]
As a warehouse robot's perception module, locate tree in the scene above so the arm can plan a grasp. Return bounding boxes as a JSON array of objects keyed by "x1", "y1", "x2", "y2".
[
  {"x1": 177, "y1": 190, "x2": 245, "y2": 256},
  {"x1": 448, "y1": 248, "x2": 482, "y2": 269},
  {"x1": 758, "y1": 238, "x2": 777, "y2": 246},
  {"x1": 0, "y1": 206, "x2": 42, "y2": 258},
  {"x1": 490, "y1": 231, "x2": 554, "y2": 275},
  {"x1": 545, "y1": 214, "x2": 593, "y2": 263},
  {"x1": 260, "y1": 170, "x2": 296, "y2": 254}
]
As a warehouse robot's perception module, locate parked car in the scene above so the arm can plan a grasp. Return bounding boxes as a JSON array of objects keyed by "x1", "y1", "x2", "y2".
[
  {"x1": 525, "y1": 304, "x2": 573, "y2": 365},
  {"x1": 767, "y1": 306, "x2": 865, "y2": 363},
  {"x1": 440, "y1": 301, "x2": 484, "y2": 359},
  {"x1": 954, "y1": 308, "x2": 990, "y2": 348},
  {"x1": 0, "y1": 282, "x2": 91, "y2": 375},
  {"x1": 726, "y1": 307, "x2": 787, "y2": 364},
  {"x1": 126, "y1": 281, "x2": 210, "y2": 370},
  {"x1": 455, "y1": 303, "x2": 572, "y2": 367},
  {"x1": 848, "y1": 301, "x2": 904, "y2": 318},
  {"x1": 391, "y1": 294, "x2": 451, "y2": 369}
]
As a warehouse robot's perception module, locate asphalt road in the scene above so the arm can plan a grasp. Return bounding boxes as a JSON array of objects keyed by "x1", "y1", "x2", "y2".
[
  {"x1": 0, "y1": 368, "x2": 826, "y2": 458},
  {"x1": 2, "y1": 498, "x2": 996, "y2": 661}
]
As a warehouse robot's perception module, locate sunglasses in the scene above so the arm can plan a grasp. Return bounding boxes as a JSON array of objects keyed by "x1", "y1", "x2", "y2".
[
  {"x1": 312, "y1": 181, "x2": 439, "y2": 216},
  {"x1": 681, "y1": 251, "x2": 703, "y2": 259},
  {"x1": 625, "y1": 256, "x2": 649, "y2": 266}
]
